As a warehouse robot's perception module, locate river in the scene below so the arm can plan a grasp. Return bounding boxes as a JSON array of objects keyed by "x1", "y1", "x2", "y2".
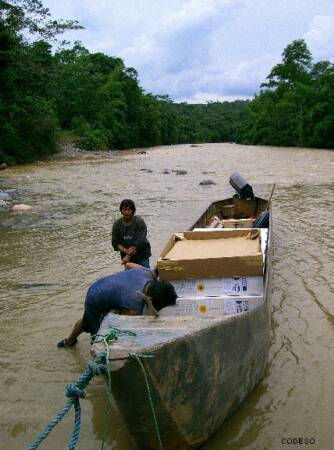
[{"x1": 1, "y1": 143, "x2": 333, "y2": 450}]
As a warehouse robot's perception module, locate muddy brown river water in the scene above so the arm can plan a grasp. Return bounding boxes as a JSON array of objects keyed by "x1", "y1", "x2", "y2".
[{"x1": 1, "y1": 143, "x2": 334, "y2": 450}]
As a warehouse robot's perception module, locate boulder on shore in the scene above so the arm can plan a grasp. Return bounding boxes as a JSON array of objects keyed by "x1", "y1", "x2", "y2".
[{"x1": 12, "y1": 204, "x2": 33, "y2": 211}]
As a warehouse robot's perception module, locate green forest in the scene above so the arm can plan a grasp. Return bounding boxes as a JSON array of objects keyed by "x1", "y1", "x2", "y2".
[{"x1": 1, "y1": 0, "x2": 333, "y2": 165}]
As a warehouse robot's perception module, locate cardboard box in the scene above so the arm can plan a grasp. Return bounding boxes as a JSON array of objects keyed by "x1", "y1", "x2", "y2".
[
  {"x1": 170, "y1": 276, "x2": 263, "y2": 297},
  {"x1": 159, "y1": 295, "x2": 264, "y2": 317},
  {"x1": 157, "y1": 229, "x2": 263, "y2": 280},
  {"x1": 189, "y1": 228, "x2": 268, "y2": 262},
  {"x1": 222, "y1": 218, "x2": 255, "y2": 228}
]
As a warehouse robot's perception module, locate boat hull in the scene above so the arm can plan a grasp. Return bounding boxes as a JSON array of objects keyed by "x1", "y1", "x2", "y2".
[{"x1": 109, "y1": 299, "x2": 271, "y2": 450}]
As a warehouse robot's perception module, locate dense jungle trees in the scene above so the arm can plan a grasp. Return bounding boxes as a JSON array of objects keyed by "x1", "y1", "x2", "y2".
[
  {"x1": 237, "y1": 39, "x2": 334, "y2": 148},
  {"x1": 0, "y1": 1, "x2": 333, "y2": 165},
  {"x1": 0, "y1": 0, "x2": 81, "y2": 163}
]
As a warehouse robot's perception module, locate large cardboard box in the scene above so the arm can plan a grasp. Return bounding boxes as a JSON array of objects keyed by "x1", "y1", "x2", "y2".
[
  {"x1": 170, "y1": 276, "x2": 263, "y2": 297},
  {"x1": 159, "y1": 295, "x2": 264, "y2": 317},
  {"x1": 157, "y1": 229, "x2": 263, "y2": 280}
]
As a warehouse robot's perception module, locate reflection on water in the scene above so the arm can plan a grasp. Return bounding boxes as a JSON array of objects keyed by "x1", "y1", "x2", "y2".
[{"x1": 1, "y1": 143, "x2": 334, "y2": 449}]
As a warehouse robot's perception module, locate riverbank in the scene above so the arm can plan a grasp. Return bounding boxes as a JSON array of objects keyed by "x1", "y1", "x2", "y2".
[
  {"x1": 45, "y1": 142, "x2": 148, "y2": 163},
  {"x1": 2, "y1": 141, "x2": 202, "y2": 168}
]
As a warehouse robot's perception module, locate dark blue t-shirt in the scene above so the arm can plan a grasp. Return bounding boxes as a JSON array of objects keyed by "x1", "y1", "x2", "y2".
[{"x1": 85, "y1": 268, "x2": 156, "y2": 314}]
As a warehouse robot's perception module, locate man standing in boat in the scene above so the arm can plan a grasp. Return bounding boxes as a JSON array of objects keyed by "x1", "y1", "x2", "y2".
[
  {"x1": 112, "y1": 199, "x2": 151, "y2": 268},
  {"x1": 57, "y1": 264, "x2": 177, "y2": 348}
]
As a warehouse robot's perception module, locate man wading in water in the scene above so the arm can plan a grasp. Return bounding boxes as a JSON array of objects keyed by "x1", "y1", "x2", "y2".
[{"x1": 112, "y1": 199, "x2": 151, "y2": 268}]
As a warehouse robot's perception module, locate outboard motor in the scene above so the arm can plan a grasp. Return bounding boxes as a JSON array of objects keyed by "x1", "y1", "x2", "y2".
[{"x1": 229, "y1": 172, "x2": 254, "y2": 200}]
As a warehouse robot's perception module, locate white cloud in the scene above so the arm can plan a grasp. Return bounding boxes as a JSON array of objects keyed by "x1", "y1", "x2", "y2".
[
  {"x1": 122, "y1": 0, "x2": 242, "y2": 70},
  {"x1": 304, "y1": 15, "x2": 334, "y2": 62},
  {"x1": 120, "y1": 0, "x2": 246, "y2": 100},
  {"x1": 177, "y1": 92, "x2": 253, "y2": 104},
  {"x1": 43, "y1": 1, "x2": 334, "y2": 102}
]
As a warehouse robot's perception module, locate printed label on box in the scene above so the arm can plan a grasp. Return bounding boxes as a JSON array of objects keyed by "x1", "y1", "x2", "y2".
[
  {"x1": 171, "y1": 276, "x2": 263, "y2": 297},
  {"x1": 224, "y1": 299, "x2": 249, "y2": 315},
  {"x1": 171, "y1": 298, "x2": 226, "y2": 316},
  {"x1": 159, "y1": 295, "x2": 263, "y2": 317}
]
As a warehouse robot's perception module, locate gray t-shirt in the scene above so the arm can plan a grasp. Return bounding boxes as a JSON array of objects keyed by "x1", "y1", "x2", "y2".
[{"x1": 111, "y1": 215, "x2": 151, "y2": 262}]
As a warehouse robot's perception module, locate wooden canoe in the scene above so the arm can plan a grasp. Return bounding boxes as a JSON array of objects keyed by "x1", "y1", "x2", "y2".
[{"x1": 92, "y1": 194, "x2": 273, "y2": 450}]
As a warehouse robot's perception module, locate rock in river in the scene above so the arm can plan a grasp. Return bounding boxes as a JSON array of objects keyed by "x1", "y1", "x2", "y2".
[
  {"x1": 199, "y1": 179, "x2": 216, "y2": 186},
  {"x1": 12, "y1": 204, "x2": 33, "y2": 211},
  {"x1": 0, "y1": 191, "x2": 11, "y2": 201}
]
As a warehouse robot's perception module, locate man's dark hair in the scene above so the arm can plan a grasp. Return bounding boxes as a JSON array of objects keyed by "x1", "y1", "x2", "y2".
[
  {"x1": 119, "y1": 199, "x2": 136, "y2": 213},
  {"x1": 147, "y1": 281, "x2": 177, "y2": 311}
]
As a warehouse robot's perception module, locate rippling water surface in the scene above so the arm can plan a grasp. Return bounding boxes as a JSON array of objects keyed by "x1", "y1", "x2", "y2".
[{"x1": 1, "y1": 143, "x2": 334, "y2": 449}]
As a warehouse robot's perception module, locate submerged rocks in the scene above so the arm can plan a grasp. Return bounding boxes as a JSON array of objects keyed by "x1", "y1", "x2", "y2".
[
  {"x1": 0, "y1": 192, "x2": 11, "y2": 201},
  {"x1": 0, "y1": 163, "x2": 7, "y2": 170},
  {"x1": 199, "y1": 179, "x2": 216, "y2": 186},
  {"x1": 172, "y1": 169, "x2": 187, "y2": 175},
  {"x1": 0, "y1": 190, "x2": 32, "y2": 212},
  {"x1": 0, "y1": 190, "x2": 11, "y2": 210},
  {"x1": 161, "y1": 169, "x2": 187, "y2": 175}
]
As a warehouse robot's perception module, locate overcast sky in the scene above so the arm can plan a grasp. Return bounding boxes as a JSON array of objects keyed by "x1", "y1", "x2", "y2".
[{"x1": 44, "y1": 0, "x2": 334, "y2": 103}]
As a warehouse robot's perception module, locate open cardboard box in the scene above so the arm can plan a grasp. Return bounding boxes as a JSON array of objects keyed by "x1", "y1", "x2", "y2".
[{"x1": 157, "y1": 229, "x2": 263, "y2": 280}]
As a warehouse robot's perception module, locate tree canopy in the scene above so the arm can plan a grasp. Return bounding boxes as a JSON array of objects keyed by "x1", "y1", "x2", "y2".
[
  {"x1": 0, "y1": 1, "x2": 333, "y2": 165},
  {"x1": 237, "y1": 39, "x2": 334, "y2": 148}
]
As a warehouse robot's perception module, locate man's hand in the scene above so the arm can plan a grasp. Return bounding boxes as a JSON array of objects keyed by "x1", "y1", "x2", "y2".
[
  {"x1": 117, "y1": 244, "x2": 128, "y2": 254},
  {"x1": 122, "y1": 254, "x2": 131, "y2": 265},
  {"x1": 127, "y1": 246, "x2": 137, "y2": 256},
  {"x1": 125, "y1": 262, "x2": 144, "y2": 270}
]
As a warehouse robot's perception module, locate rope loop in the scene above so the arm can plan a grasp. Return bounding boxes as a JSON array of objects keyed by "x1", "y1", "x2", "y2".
[
  {"x1": 91, "y1": 325, "x2": 137, "y2": 345},
  {"x1": 66, "y1": 384, "x2": 86, "y2": 400},
  {"x1": 87, "y1": 359, "x2": 106, "y2": 376}
]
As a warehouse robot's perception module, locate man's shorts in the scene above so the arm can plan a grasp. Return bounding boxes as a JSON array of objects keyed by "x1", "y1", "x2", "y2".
[{"x1": 81, "y1": 307, "x2": 103, "y2": 336}]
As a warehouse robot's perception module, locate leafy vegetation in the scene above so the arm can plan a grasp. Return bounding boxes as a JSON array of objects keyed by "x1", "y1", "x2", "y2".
[
  {"x1": 0, "y1": 1, "x2": 333, "y2": 165},
  {"x1": 237, "y1": 40, "x2": 334, "y2": 148},
  {"x1": 0, "y1": 0, "x2": 81, "y2": 163}
]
